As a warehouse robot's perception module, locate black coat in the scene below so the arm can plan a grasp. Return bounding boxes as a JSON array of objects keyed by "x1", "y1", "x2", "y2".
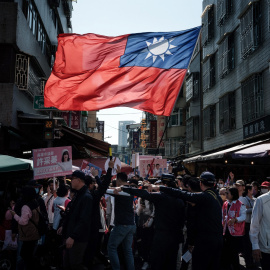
[
  {"x1": 159, "y1": 186, "x2": 223, "y2": 240},
  {"x1": 62, "y1": 185, "x2": 93, "y2": 242}
]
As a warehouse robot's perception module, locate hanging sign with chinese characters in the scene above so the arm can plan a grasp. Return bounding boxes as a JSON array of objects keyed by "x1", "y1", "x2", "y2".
[
  {"x1": 140, "y1": 119, "x2": 147, "y2": 148},
  {"x1": 243, "y1": 115, "x2": 270, "y2": 139},
  {"x1": 62, "y1": 111, "x2": 81, "y2": 129}
]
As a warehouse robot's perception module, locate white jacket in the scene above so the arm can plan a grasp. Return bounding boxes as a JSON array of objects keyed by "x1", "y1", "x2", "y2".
[{"x1": 250, "y1": 192, "x2": 270, "y2": 253}]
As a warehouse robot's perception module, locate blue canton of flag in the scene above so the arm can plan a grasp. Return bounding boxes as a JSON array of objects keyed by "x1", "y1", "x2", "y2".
[{"x1": 120, "y1": 26, "x2": 201, "y2": 70}]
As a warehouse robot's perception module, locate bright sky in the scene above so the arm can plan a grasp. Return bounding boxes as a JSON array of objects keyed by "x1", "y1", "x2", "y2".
[{"x1": 72, "y1": 0, "x2": 203, "y2": 145}]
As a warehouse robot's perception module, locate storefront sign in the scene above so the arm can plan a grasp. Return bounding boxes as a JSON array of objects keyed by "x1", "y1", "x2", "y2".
[
  {"x1": 140, "y1": 119, "x2": 147, "y2": 148},
  {"x1": 62, "y1": 111, "x2": 81, "y2": 129},
  {"x1": 33, "y1": 146, "x2": 72, "y2": 179},
  {"x1": 149, "y1": 120, "x2": 157, "y2": 148},
  {"x1": 243, "y1": 115, "x2": 270, "y2": 139},
  {"x1": 157, "y1": 116, "x2": 165, "y2": 148}
]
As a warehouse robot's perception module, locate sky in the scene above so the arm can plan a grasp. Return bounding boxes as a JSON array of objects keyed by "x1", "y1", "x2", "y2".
[{"x1": 71, "y1": 0, "x2": 203, "y2": 145}]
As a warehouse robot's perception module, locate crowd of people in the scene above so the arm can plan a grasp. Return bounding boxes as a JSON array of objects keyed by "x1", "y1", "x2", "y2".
[{"x1": 1, "y1": 162, "x2": 270, "y2": 270}]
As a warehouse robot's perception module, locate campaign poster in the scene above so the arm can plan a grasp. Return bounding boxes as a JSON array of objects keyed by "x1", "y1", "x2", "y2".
[
  {"x1": 138, "y1": 158, "x2": 167, "y2": 178},
  {"x1": 81, "y1": 160, "x2": 102, "y2": 177},
  {"x1": 33, "y1": 146, "x2": 72, "y2": 180}
]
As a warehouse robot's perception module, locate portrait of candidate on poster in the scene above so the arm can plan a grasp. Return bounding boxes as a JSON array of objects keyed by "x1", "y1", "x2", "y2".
[{"x1": 33, "y1": 146, "x2": 72, "y2": 180}]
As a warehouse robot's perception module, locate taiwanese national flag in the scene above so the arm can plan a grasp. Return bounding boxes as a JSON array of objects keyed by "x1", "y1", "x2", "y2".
[{"x1": 44, "y1": 26, "x2": 201, "y2": 116}]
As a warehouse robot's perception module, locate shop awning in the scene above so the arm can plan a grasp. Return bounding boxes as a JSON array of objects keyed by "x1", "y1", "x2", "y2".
[
  {"x1": 232, "y1": 143, "x2": 270, "y2": 159},
  {"x1": 183, "y1": 155, "x2": 202, "y2": 163},
  {"x1": 60, "y1": 126, "x2": 111, "y2": 156},
  {"x1": 0, "y1": 155, "x2": 31, "y2": 172},
  {"x1": 183, "y1": 140, "x2": 266, "y2": 163},
  {"x1": 199, "y1": 141, "x2": 262, "y2": 161}
]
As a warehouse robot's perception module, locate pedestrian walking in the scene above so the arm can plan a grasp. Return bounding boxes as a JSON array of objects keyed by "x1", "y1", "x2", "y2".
[{"x1": 58, "y1": 170, "x2": 93, "y2": 270}]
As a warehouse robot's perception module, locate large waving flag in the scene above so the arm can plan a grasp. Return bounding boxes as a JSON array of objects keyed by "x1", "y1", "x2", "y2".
[{"x1": 44, "y1": 26, "x2": 200, "y2": 116}]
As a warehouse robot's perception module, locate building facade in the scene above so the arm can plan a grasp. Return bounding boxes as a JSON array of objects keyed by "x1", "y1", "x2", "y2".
[
  {"x1": 201, "y1": 0, "x2": 270, "y2": 151},
  {"x1": 118, "y1": 120, "x2": 135, "y2": 147},
  {"x1": 185, "y1": 0, "x2": 270, "y2": 179},
  {"x1": 0, "y1": 0, "x2": 73, "y2": 156}
]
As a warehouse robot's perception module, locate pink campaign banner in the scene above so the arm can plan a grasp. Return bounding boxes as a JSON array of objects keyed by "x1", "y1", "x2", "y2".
[
  {"x1": 33, "y1": 146, "x2": 72, "y2": 180},
  {"x1": 139, "y1": 158, "x2": 167, "y2": 178}
]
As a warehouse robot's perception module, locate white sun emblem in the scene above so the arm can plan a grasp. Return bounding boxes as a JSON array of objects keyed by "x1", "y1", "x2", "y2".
[{"x1": 144, "y1": 36, "x2": 177, "y2": 63}]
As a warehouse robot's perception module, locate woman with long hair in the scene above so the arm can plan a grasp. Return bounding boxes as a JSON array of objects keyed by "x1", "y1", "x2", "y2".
[{"x1": 10, "y1": 186, "x2": 40, "y2": 270}]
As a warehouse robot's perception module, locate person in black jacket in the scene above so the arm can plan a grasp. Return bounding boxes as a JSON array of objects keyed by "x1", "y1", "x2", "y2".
[
  {"x1": 58, "y1": 170, "x2": 93, "y2": 270},
  {"x1": 107, "y1": 172, "x2": 136, "y2": 270},
  {"x1": 150, "y1": 171, "x2": 223, "y2": 270},
  {"x1": 84, "y1": 160, "x2": 113, "y2": 269},
  {"x1": 117, "y1": 174, "x2": 185, "y2": 270}
]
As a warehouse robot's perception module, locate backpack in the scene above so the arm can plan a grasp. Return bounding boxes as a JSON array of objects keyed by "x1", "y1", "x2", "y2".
[{"x1": 30, "y1": 208, "x2": 49, "y2": 236}]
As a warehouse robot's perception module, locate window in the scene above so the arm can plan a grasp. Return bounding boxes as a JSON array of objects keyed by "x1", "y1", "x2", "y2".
[
  {"x1": 203, "y1": 105, "x2": 216, "y2": 139},
  {"x1": 217, "y1": 0, "x2": 233, "y2": 26},
  {"x1": 186, "y1": 117, "x2": 199, "y2": 143},
  {"x1": 242, "y1": 74, "x2": 263, "y2": 124},
  {"x1": 15, "y1": 54, "x2": 29, "y2": 90},
  {"x1": 218, "y1": 32, "x2": 235, "y2": 78},
  {"x1": 171, "y1": 111, "x2": 179, "y2": 126},
  {"x1": 186, "y1": 73, "x2": 200, "y2": 102},
  {"x1": 202, "y1": 54, "x2": 215, "y2": 92},
  {"x1": 202, "y1": 5, "x2": 214, "y2": 47},
  {"x1": 23, "y1": 0, "x2": 52, "y2": 66},
  {"x1": 170, "y1": 109, "x2": 184, "y2": 126},
  {"x1": 240, "y1": 1, "x2": 262, "y2": 59},
  {"x1": 219, "y1": 92, "x2": 236, "y2": 133}
]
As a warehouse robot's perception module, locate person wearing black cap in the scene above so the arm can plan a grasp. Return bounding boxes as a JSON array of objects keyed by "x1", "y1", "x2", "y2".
[
  {"x1": 59, "y1": 170, "x2": 93, "y2": 270},
  {"x1": 150, "y1": 171, "x2": 223, "y2": 270},
  {"x1": 116, "y1": 173, "x2": 185, "y2": 270}
]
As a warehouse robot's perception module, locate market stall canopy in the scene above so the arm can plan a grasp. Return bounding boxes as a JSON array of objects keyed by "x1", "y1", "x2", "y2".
[
  {"x1": 0, "y1": 155, "x2": 31, "y2": 172},
  {"x1": 232, "y1": 143, "x2": 270, "y2": 159}
]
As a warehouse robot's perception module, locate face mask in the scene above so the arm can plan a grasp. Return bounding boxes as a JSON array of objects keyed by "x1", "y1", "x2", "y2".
[
  {"x1": 217, "y1": 183, "x2": 224, "y2": 188},
  {"x1": 40, "y1": 191, "x2": 44, "y2": 196},
  {"x1": 261, "y1": 188, "x2": 269, "y2": 194},
  {"x1": 35, "y1": 188, "x2": 39, "y2": 194}
]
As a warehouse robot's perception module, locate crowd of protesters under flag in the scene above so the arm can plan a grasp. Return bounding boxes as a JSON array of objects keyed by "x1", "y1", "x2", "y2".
[{"x1": 1, "y1": 158, "x2": 270, "y2": 270}]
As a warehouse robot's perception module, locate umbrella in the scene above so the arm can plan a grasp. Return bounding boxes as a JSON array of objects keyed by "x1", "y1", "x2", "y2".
[{"x1": 0, "y1": 155, "x2": 31, "y2": 172}]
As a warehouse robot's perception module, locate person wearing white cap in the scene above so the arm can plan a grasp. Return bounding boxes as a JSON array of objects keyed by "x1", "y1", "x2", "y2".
[{"x1": 249, "y1": 181, "x2": 270, "y2": 270}]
